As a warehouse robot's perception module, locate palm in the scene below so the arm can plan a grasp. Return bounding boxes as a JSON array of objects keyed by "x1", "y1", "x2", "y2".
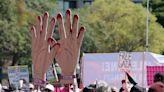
[
  {"x1": 56, "y1": 34, "x2": 79, "y2": 75},
  {"x1": 31, "y1": 10, "x2": 85, "y2": 85},
  {"x1": 31, "y1": 12, "x2": 57, "y2": 83},
  {"x1": 52, "y1": 10, "x2": 85, "y2": 84}
]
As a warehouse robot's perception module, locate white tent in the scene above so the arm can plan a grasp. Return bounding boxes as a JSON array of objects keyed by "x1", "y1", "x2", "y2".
[{"x1": 81, "y1": 52, "x2": 164, "y2": 88}]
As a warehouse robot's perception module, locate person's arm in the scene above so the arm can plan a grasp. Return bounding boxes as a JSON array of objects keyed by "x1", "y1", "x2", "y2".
[
  {"x1": 51, "y1": 9, "x2": 85, "y2": 84},
  {"x1": 31, "y1": 9, "x2": 86, "y2": 87},
  {"x1": 31, "y1": 12, "x2": 58, "y2": 85}
]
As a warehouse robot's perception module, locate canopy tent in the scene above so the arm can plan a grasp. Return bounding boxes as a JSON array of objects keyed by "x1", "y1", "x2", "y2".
[
  {"x1": 151, "y1": 53, "x2": 164, "y2": 64},
  {"x1": 81, "y1": 52, "x2": 164, "y2": 88}
]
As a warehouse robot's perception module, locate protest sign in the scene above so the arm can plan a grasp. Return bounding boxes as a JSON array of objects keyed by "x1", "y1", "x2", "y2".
[
  {"x1": 82, "y1": 52, "x2": 162, "y2": 88},
  {"x1": 46, "y1": 64, "x2": 58, "y2": 83},
  {"x1": 8, "y1": 65, "x2": 29, "y2": 87},
  {"x1": 118, "y1": 51, "x2": 132, "y2": 69}
]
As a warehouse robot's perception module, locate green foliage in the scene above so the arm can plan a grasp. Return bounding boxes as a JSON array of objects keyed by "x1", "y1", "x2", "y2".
[
  {"x1": 0, "y1": 0, "x2": 56, "y2": 68},
  {"x1": 143, "y1": 0, "x2": 164, "y2": 27},
  {"x1": 79, "y1": 0, "x2": 164, "y2": 53}
]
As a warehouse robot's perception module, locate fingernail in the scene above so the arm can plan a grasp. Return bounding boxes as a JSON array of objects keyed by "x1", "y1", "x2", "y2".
[
  {"x1": 44, "y1": 12, "x2": 48, "y2": 17},
  {"x1": 48, "y1": 38, "x2": 53, "y2": 43},
  {"x1": 66, "y1": 9, "x2": 70, "y2": 16},
  {"x1": 31, "y1": 26, "x2": 34, "y2": 31},
  {"x1": 52, "y1": 43, "x2": 60, "y2": 48},
  {"x1": 37, "y1": 16, "x2": 41, "y2": 21},
  {"x1": 78, "y1": 27, "x2": 85, "y2": 37},
  {"x1": 74, "y1": 15, "x2": 78, "y2": 19},
  {"x1": 70, "y1": 29, "x2": 72, "y2": 33},
  {"x1": 51, "y1": 17, "x2": 55, "y2": 23},
  {"x1": 57, "y1": 13, "x2": 62, "y2": 19},
  {"x1": 80, "y1": 26, "x2": 85, "y2": 31}
]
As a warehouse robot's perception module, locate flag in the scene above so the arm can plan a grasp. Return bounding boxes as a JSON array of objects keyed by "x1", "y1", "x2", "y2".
[{"x1": 126, "y1": 72, "x2": 137, "y2": 85}]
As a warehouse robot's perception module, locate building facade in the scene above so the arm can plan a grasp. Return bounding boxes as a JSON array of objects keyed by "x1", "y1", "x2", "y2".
[{"x1": 56, "y1": 0, "x2": 143, "y2": 12}]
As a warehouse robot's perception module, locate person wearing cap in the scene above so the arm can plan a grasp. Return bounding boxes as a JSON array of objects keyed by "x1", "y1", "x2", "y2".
[
  {"x1": 45, "y1": 84, "x2": 54, "y2": 92},
  {"x1": 111, "y1": 87, "x2": 118, "y2": 92},
  {"x1": 29, "y1": 83, "x2": 35, "y2": 92},
  {"x1": 95, "y1": 80, "x2": 111, "y2": 92},
  {"x1": 83, "y1": 86, "x2": 95, "y2": 92}
]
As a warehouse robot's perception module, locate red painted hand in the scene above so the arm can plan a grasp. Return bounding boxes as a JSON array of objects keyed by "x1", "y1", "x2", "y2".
[
  {"x1": 50, "y1": 9, "x2": 85, "y2": 84},
  {"x1": 31, "y1": 12, "x2": 58, "y2": 84}
]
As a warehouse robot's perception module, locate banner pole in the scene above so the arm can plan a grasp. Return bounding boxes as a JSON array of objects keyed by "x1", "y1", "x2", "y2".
[
  {"x1": 32, "y1": 64, "x2": 34, "y2": 81},
  {"x1": 52, "y1": 63, "x2": 59, "y2": 82},
  {"x1": 142, "y1": 52, "x2": 145, "y2": 87}
]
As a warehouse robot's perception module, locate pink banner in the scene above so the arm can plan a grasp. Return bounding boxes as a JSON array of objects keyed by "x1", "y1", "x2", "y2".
[{"x1": 147, "y1": 66, "x2": 164, "y2": 85}]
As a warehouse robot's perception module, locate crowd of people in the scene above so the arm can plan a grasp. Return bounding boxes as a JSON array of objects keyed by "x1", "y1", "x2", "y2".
[{"x1": 0, "y1": 72, "x2": 164, "y2": 92}]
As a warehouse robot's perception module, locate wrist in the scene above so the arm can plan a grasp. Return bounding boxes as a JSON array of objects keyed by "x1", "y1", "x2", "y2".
[
  {"x1": 33, "y1": 78, "x2": 45, "y2": 85},
  {"x1": 60, "y1": 74, "x2": 76, "y2": 80}
]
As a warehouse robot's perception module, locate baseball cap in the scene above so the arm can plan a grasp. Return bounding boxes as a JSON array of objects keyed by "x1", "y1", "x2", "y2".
[{"x1": 45, "y1": 84, "x2": 54, "y2": 91}]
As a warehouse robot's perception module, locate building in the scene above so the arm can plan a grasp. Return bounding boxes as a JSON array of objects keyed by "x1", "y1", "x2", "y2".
[{"x1": 56, "y1": 0, "x2": 143, "y2": 12}]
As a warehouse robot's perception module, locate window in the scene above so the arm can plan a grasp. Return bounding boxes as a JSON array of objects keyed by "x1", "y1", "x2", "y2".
[
  {"x1": 64, "y1": 1, "x2": 69, "y2": 9},
  {"x1": 69, "y1": 1, "x2": 77, "y2": 9},
  {"x1": 84, "y1": 1, "x2": 92, "y2": 5}
]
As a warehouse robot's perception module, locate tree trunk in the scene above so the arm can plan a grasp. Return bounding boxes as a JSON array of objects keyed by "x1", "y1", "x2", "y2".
[{"x1": 11, "y1": 53, "x2": 19, "y2": 66}]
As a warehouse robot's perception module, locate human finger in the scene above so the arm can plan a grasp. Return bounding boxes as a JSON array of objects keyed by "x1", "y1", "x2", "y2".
[
  {"x1": 77, "y1": 26, "x2": 86, "y2": 46},
  {"x1": 65, "y1": 9, "x2": 71, "y2": 37},
  {"x1": 41, "y1": 12, "x2": 49, "y2": 40},
  {"x1": 57, "y1": 13, "x2": 66, "y2": 40},
  {"x1": 72, "y1": 14, "x2": 79, "y2": 37},
  {"x1": 47, "y1": 17, "x2": 56, "y2": 40}
]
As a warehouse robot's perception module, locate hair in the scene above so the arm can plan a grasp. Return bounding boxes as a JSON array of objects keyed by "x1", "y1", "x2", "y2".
[
  {"x1": 83, "y1": 87, "x2": 95, "y2": 92},
  {"x1": 154, "y1": 73, "x2": 164, "y2": 83},
  {"x1": 9, "y1": 83, "x2": 16, "y2": 91},
  {"x1": 95, "y1": 80, "x2": 111, "y2": 92},
  {"x1": 19, "y1": 78, "x2": 27, "y2": 84},
  {"x1": 121, "y1": 80, "x2": 126, "y2": 84},
  {"x1": 148, "y1": 88, "x2": 155, "y2": 92}
]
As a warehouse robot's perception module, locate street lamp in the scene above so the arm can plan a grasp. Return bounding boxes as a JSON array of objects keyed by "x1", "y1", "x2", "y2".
[{"x1": 146, "y1": 0, "x2": 149, "y2": 52}]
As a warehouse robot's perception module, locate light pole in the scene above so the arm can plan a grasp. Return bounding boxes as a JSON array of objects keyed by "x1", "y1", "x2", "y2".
[
  {"x1": 146, "y1": 0, "x2": 149, "y2": 52},
  {"x1": 143, "y1": 0, "x2": 150, "y2": 87}
]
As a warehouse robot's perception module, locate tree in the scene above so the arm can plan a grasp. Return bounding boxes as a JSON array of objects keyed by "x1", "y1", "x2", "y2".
[
  {"x1": 0, "y1": 0, "x2": 56, "y2": 68},
  {"x1": 143, "y1": 0, "x2": 164, "y2": 27},
  {"x1": 79, "y1": 0, "x2": 164, "y2": 53}
]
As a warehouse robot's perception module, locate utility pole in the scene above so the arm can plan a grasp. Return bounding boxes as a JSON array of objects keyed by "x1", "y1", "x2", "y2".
[{"x1": 146, "y1": 0, "x2": 149, "y2": 52}]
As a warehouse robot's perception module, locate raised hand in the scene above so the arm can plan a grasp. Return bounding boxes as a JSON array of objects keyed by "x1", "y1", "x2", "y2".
[
  {"x1": 49, "y1": 9, "x2": 85, "y2": 84},
  {"x1": 31, "y1": 12, "x2": 59, "y2": 85}
]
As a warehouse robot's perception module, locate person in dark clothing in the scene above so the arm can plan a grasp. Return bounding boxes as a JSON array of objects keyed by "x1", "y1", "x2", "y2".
[
  {"x1": 125, "y1": 72, "x2": 146, "y2": 92},
  {"x1": 83, "y1": 86, "x2": 95, "y2": 92}
]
